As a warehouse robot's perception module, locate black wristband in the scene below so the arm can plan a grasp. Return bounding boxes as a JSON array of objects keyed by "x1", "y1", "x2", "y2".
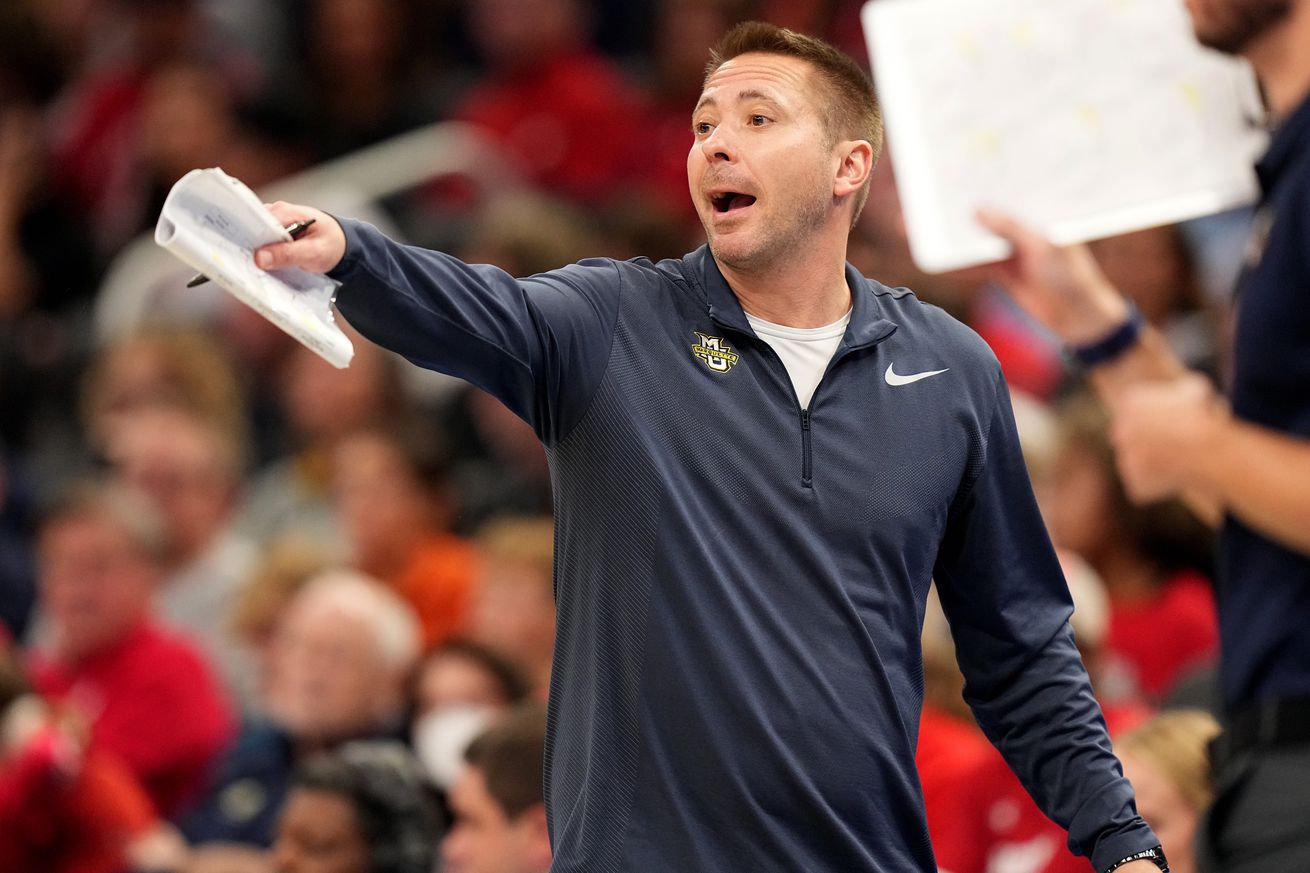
[
  {"x1": 1102, "y1": 844, "x2": 1169, "y2": 873},
  {"x1": 1067, "y1": 305, "x2": 1145, "y2": 368}
]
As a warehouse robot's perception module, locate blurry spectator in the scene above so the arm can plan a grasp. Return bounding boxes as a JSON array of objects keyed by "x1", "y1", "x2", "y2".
[
  {"x1": 1088, "y1": 225, "x2": 1220, "y2": 377},
  {"x1": 81, "y1": 326, "x2": 248, "y2": 465},
  {"x1": 133, "y1": 60, "x2": 304, "y2": 231},
  {"x1": 914, "y1": 586, "x2": 993, "y2": 859},
  {"x1": 1041, "y1": 393, "x2": 1218, "y2": 702},
  {"x1": 236, "y1": 337, "x2": 405, "y2": 550},
  {"x1": 1116, "y1": 710, "x2": 1221, "y2": 873},
  {"x1": 106, "y1": 403, "x2": 260, "y2": 709},
  {"x1": 273, "y1": 741, "x2": 442, "y2": 873},
  {"x1": 411, "y1": 639, "x2": 529, "y2": 790},
  {"x1": 45, "y1": 0, "x2": 211, "y2": 251},
  {"x1": 468, "y1": 516, "x2": 555, "y2": 693},
  {"x1": 0, "y1": 104, "x2": 96, "y2": 320},
  {"x1": 452, "y1": 0, "x2": 645, "y2": 204},
  {"x1": 184, "y1": 571, "x2": 421, "y2": 848},
  {"x1": 0, "y1": 647, "x2": 158, "y2": 873},
  {"x1": 442, "y1": 703, "x2": 550, "y2": 873},
  {"x1": 333, "y1": 427, "x2": 479, "y2": 649},
  {"x1": 27, "y1": 482, "x2": 234, "y2": 818},
  {"x1": 928, "y1": 551, "x2": 1151, "y2": 873},
  {"x1": 442, "y1": 388, "x2": 552, "y2": 535},
  {"x1": 229, "y1": 538, "x2": 335, "y2": 690},
  {"x1": 180, "y1": 843, "x2": 274, "y2": 873},
  {"x1": 635, "y1": 0, "x2": 745, "y2": 223},
  {"x1": 280, "y1": 0, "x2": 443, "y2": 162},
  {"x1": 0, "y1": 451, "x2": 36, "y2": 639},
  {"x1": 460, "y1": 191, "x2": 604, "y2": 277},
  {"x1": 0, "y1": 99, "x2": 97, "y2": 468},
  {"x1": 415, "y1": 640, "x2": 530, "y2": 717}
]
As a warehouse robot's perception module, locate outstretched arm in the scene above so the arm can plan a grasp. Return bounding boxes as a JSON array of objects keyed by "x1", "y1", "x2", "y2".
[{"x1": 252, "y1": 201, "x2": 621, "y2": 445}]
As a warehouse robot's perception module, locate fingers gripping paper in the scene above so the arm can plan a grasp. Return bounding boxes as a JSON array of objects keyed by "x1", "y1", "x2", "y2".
[
  {"x1": 862, "y1": 0, "x2": 1268, "y2": 273},
  {"x1": 155, "y1": 168, "x2": 354, "y2": 367}
]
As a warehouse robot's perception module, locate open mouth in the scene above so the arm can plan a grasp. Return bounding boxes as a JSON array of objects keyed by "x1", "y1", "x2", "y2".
[{"x1": 711, "y1": 192, "x2": 757, "y2": 214}]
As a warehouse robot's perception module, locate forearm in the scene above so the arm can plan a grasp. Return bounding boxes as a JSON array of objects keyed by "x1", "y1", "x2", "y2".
[
  {"x1": 935, "y1": 383, "x2": 1160, "y2": 870},
  {"x1": 1198, "y1": 417, "x2": 1310, "y2": 554},
  {"x1": 1085, "y1": 323, "x2": 1189, "y2": 393}
]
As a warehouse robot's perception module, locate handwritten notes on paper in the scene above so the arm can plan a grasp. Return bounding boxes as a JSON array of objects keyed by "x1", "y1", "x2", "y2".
[{"x1": 155, "y1": 168, "x2": 354, "y2": 367}]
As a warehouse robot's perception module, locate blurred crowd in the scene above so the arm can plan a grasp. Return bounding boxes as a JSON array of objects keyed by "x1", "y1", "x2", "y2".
[{"x1": 0, "y1": 1, "x2": 1252, "y2": 872}]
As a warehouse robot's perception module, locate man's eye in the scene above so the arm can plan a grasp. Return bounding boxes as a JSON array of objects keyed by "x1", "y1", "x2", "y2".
[
  {"x1": 750, "y1": 115, "x2": 769, "y2": 126},
  {"x1": 694, "y1": 122, "x2": 713, "y2": 135}
]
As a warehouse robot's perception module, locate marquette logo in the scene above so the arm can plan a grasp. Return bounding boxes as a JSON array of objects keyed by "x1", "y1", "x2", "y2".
[{"x1": 692, "y1": 332, "x2": 740, "y2": 373}]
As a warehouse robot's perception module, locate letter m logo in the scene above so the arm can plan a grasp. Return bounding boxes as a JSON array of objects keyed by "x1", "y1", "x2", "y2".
[{"x1": 692, "y1": 332, "x2": 740, "y2": 373}]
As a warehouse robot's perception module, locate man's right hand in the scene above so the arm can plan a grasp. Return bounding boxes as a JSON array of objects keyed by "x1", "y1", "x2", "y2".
[
  {"x1": 255, "y1": 201, "x2": 347, "y2": 275},
  {"x1": 974, "y1": 208, "x2": 1132, "y2": 346}
]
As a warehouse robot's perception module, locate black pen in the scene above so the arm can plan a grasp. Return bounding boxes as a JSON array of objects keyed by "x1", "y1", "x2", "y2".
[{"x1": 186, "y1": 218, "x2": 317, "y2": 288}]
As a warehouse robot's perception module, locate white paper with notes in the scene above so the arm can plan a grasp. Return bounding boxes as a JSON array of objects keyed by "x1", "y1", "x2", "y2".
[
  {"x1": 862, "y1": 0, "x2": 1268, "y2": 273},
  {"x1": 154, "y1": 168, "x2": 354, "y2": 367}
]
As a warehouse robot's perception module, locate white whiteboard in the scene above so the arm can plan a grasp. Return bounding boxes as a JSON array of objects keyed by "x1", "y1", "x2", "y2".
[{"x1": 861, "y1": 0, "x2": 1268, "y2": 273}]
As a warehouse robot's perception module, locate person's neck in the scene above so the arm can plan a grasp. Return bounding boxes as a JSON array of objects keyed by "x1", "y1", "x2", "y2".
[
  {"x1": 717, "y1": 241, "x2": 852, "y2": 328},
  {"x1": 1246, "y1": 4, "x2": 1310, "y2": 119}
]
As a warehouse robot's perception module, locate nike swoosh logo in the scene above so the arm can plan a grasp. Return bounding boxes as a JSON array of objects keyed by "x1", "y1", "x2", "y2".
[{"x1": 884, "y1": 363, "x2": 949, "y2": 386}]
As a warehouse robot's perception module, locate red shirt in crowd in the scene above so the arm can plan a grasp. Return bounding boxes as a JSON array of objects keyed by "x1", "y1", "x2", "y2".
[
  {"x1": 454, "y1": 49, "x2": 644, "y2": 205},
  {"x1": 1107, "y1": 570, "x2": 1217, "y2": 701},
  {"x1": 28, "y1": 621, "x2": 234, "y2": 818},
  {"x1": 926, "y1": 702, "x2": 1152, "y2": 873},
  {"x1": 0, "y1": 723, "x2": 156, "y2": 873},
  {"x1": 916, "y1": 702, "x2": 993, "y2": 857}
]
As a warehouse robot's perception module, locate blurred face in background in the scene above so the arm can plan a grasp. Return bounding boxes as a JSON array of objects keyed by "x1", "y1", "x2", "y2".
[
  {"x1": 1119, "y1": 749, "x2": 1202, "y2": 873},
  {"x1": 263, "y1": 600, "x2": 395, "y2": 741},
  {"x1": 274, "y1": 787, "x2": 370, "y2": 873},
  {"x1": 416, "y1": 649, "x2": 515, "y2": 716},
  {"x1": 333, "y1": 432, "x2": 433, "y2": 575},
  {"x1": 468, "y1": 0, "x2": 580, "y2": 71},
  {"x1": 468, "y1": 558, "x2": 555, "y2": 682},
  {"x1": 280, "y1": 341, "x2": 392, "y2": 448},
  {"x1": 1041, "y1": 438, "x2": 1114, "y2": 563},
  {"x1": 1089, "y1": 227, "x2": 1196, "y2": 326},
  {"x1": 443, "y1": 766, "x2": 548, "y2": 873},
  {"x1": 107, "y1": 407, "x2": 236, "y2": 565},
  {"x1": 38, "y1": 513, "x2": 159, "y2": 662},
  {"x1": 309, "y1": 0, "x2": 401, "y2": 80}
]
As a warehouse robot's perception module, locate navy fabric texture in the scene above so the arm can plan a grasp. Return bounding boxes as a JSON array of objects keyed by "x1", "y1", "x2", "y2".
[
  {"x1": 330, "y1": 221, "x2": 1157, "y2": 872},
  {"x1": 1220, "y1": 90, "x2": 1310, "y2": 711}
]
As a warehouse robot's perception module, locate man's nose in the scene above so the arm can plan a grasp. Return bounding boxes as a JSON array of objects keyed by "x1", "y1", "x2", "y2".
[{"x1": 701, "y1": 126, "x2": 737, "y2": 162}]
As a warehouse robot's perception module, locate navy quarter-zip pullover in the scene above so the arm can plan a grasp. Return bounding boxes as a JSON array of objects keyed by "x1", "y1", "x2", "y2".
[{"x1": 329, "y1": 219, "x2": 1158, "y2": 873}]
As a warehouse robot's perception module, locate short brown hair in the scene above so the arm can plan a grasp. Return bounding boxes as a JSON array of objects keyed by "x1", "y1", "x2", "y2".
[
  {"x1": 463, "y1": 702, "x2": 547, "y2": 818},
  {"x1": 706, "y1": 21, "x2": 883, "y2": 219}
]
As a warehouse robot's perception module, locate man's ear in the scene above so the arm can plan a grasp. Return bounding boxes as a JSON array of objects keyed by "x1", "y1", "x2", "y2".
[{"x1": 834, "y1": 139, "x2": 875, "y2": 198}]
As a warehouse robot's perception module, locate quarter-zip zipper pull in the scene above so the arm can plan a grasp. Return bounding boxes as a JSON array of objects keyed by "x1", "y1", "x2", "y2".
[{"x1": 800, "y1": 408, "x2": 813, "y2": 487}]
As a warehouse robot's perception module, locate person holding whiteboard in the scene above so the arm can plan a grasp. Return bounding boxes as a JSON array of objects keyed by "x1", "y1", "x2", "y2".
[{"x1": 980, "y1": 1, "x2": 1310, "y2": 869}]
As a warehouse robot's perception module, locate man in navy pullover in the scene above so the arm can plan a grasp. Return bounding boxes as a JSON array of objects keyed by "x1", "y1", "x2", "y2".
[{"x1": 255, "y1": 22, "x2": 1165, "y2": 873}]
